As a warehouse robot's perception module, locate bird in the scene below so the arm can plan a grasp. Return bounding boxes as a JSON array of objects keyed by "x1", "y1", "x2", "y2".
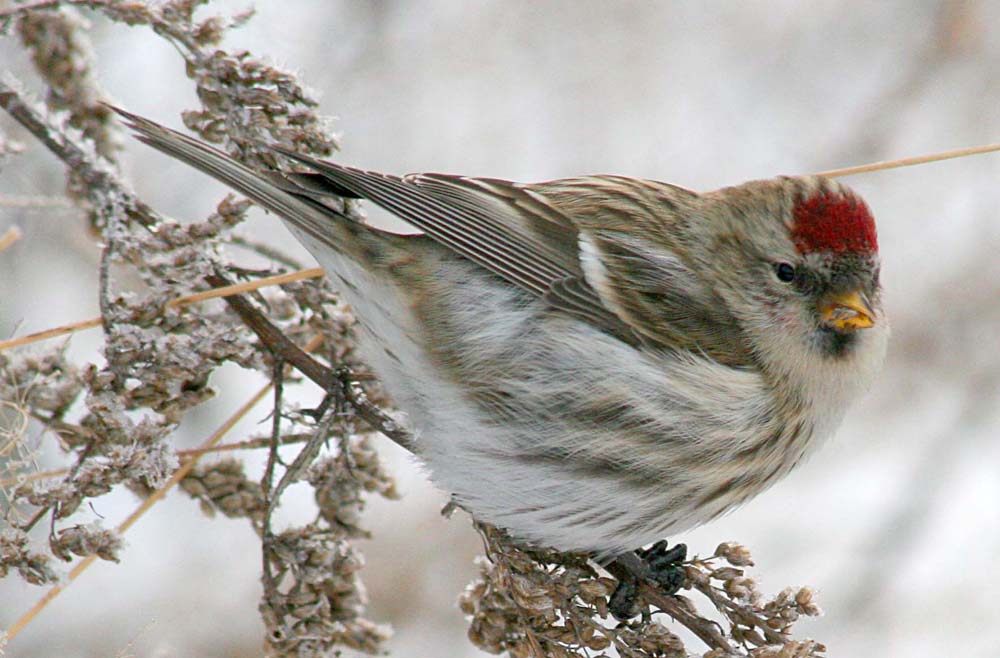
[{"x1": 115, "y1": 109, "x2": 888, "y2": 560}]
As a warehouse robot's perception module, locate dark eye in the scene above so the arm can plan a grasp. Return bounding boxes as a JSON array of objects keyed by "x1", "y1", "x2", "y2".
[{"x1": 774, "y1": 262, "x2": 796, "y2": 283}]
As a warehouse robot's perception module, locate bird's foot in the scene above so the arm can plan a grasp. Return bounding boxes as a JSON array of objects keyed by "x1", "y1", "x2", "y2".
[
  {"x1": 607, "y1": 541, "x2": 687, "y2": 620},
  {"x1": 641, "y1": 540, "x2": 687, "y2": 590}
]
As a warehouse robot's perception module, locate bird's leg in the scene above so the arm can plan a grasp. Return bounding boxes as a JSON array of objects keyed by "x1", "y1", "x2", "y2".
[
  {"x1": 604, "y1": 541, "x2": 688, "y2": 620},
  {"x1": 606, "y1": 553, "x2": 644, "y2": 620}
]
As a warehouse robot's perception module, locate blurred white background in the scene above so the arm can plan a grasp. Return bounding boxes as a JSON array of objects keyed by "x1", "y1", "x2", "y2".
[{"x1": 2, "y1": 1, "x2": 1000, "y2": 656}]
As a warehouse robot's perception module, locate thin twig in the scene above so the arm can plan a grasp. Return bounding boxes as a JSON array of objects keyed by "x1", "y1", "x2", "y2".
[
  {"x1": 0, "y1": 432, "x2": 319, "y2": 488},
  {"x1": 0, "y1": 400, "x2": 29, "y2": 458},
  {"x1": 0, "y1": 76, "x2": 159, "y2": 228},
  {"x1": 686, "y1": 576, "x2": 787, "y2": 646},
  {"x1": 168, "y1": 268, "x2": 324, "y2": 309},
  {"x1": 230, "y1": 235, "x2": 306, "y2": 270},
  {"x1": 0, "y1": 0, "x2": 69, "y2": 20},
  {"x1": 0, "y1": 267, "x2": 325, "y2": 352},
  {"x1": 268, "y1": 395, "x2": 338, "y2": 511},
  {"x1": 205, "y1": 272, "x2": 336, "y2": 389},
  {"x1": 0, "y1": 317, "x2": 102, "y2": 352},
  {"x1": 338, "y1": 375, "x2": 412, "y2": 451},
  {"x1": 816, "y1": 142, "x2": 1000, "y2": 178},
  {"x1": 205, "y1": 271, "x2": 414, "y2": 451},
  {"x1": 260, "y1": 356, "x2": 287, "y2": 615},
  {"x1": 645, "y1": 585, "x2": 735, "y2": 652},
  {"x1": 603, "y1": 559, "x2": 735, "y2": 653},
  {"x1": 5, "y1": 377, "x2": 277, "y2": 641},
  {"x1": 97, "y1": 213, "x2": 123, "y2": 374}
]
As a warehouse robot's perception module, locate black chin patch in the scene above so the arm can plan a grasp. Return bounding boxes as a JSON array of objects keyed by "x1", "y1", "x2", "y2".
[{"x1": 816, "y1": 325, "x2": 857, "y2": 358}]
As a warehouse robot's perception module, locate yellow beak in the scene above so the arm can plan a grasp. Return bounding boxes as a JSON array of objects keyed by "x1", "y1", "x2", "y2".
[{"x1": 820, "y1": 290, "x2": 875, "y2": 331}]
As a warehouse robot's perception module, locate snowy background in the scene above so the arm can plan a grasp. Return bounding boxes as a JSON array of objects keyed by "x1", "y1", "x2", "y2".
[{"x1": 2, "y1": 1, "x2": 999, "y2": 656}]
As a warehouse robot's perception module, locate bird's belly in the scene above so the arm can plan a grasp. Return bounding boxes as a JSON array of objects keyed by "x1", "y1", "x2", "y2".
[{"x1": 328, "y1": 255, "x2": 809, "y2": 555}]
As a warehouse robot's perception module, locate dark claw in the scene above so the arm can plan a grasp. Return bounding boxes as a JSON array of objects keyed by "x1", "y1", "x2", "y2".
[
  {"x1": 644, "y1": 541, "x2": 686, "y2": 592},
  {"x1": 643, "y1": 541, "x2": 687, "y2": 571},
  {"x1": 607, "y1": 541, "x2": 688, "y2": 620},
  {"x1": 639, "y1": 539, "x2": 670, "y2": 557},
  {"x1": 649, "y1": 562, "x2": 686, "y2": 592}
]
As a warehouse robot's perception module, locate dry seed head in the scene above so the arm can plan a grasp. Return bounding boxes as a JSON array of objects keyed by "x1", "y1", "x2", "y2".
[
  {"x1": 711, "y1": 566, "x2": 744, "y2": 581},
  {"x1": 576, "y1": 577, "x2": 614, "y2": 601},
  {"x1": 724, "y1": 576, "x2": 759, "y2": 602},
  {"x1": 749, "y1": 647, "x2": 781, "y2": 658},
  {"x1": 715, "y1": 541, "x2": 755, "y2": 566},
  {"x1": 50, "y1": 523, "x2": 122, "y2": 563}
]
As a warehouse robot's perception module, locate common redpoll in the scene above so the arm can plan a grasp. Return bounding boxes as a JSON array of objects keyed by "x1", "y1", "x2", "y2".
[{"x1": 118, "y1": 110, "x2": 888, "y2": 558}]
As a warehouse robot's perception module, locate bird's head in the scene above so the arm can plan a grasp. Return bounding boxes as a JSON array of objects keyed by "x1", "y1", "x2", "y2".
[{"x1": 690, "y1": 176, "x2": 889, "y2": 405}]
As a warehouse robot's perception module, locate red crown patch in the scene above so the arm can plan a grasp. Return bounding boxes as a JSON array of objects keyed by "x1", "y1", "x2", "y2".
[{"x1": 791, "y1": 190, "x2": 877, "y2": 255}]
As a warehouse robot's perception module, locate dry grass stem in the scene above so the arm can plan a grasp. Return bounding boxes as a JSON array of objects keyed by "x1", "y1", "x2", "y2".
[
  {"x1": 166, "y1": 267, "x2": 324, "y2": 309},
  {"x1": 817, "y1": 141, "x2": 1000, "y2": 178},
  {"x1": 0, "y1": 267, "x2": 325, "y2": 353},
  {"x1": 0, "y1": 317, "x2": 103, "y2": 352},
  {"x1": 0, "y1": 225, "x2": 23, "y2": 251},
  {"x1": 5, "y1": 374, "x2": 279, "y2": 641},
  {"x1": 4, "y1": 2, "x2": 996, "y2": 656},
  {"x1": 0, "y1": 426, "x2": 320, "y2": 489},
  {"x1": 1, "y1": 4, "x2": 395, "y2": 654},
  {"x1": 0, "y1": 195, "x2": 74, "y2": 209},
  {"x1": 0, "y1": 0, "x2": 72, "y2": 20}
]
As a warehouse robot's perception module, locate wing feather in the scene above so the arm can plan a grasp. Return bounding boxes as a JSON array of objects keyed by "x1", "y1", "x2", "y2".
[
  {"x1": 268, "y1": 148, "x2": 752, "y2": 364},
  {"x1": 270, "y1": 147, "x2": 570, "y2": 297},
  {"x1": 582, "y1": 231, "x2": 753, "y2": 366},
  {"x1": 115, "y1": 109, "x2": 753, "y2": 365}
]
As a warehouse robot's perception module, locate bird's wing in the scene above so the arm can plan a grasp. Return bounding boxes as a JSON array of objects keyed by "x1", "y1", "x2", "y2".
[
  {"x1": 267, "y1": 148, "x2": 637, "y2": 342},
  {"x1": 268, "y1": 149, "x2": 575, "y2": 296},
  {"x1": 113, "y1": 109, "x2": 752, "y2": 364},
  {"x1": 576, "y1": 229, "x2": 754, "y2": 367},
  {"x1": 269, "y1": 150, "x2": 754, "y2": 364}
]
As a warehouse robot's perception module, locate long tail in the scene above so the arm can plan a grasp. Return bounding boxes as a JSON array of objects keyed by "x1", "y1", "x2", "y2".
[{"x1": 110, "y1": 106, "x2": 355, "y2": 254}]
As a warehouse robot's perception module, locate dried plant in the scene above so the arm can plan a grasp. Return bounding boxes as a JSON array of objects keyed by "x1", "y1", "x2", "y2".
[
  {"x1": 1, "y1": 1, "x2": 391, "y2": 654},
  {"x1": 0, "y1": 2, "x2": 832, "y2": 656},
  {"x1": 463, "y1": 525, "x2": 824, "y2": 658}
]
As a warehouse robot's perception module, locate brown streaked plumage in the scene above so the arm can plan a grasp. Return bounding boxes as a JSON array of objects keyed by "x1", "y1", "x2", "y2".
[{"x1": 115, "y1": 108, "x2": 888, "y2": 556}]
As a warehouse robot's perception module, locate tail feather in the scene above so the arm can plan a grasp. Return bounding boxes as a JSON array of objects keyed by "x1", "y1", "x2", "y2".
[{"x1": 110, "y1": 106, "x2": 356, "y2": 255}]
